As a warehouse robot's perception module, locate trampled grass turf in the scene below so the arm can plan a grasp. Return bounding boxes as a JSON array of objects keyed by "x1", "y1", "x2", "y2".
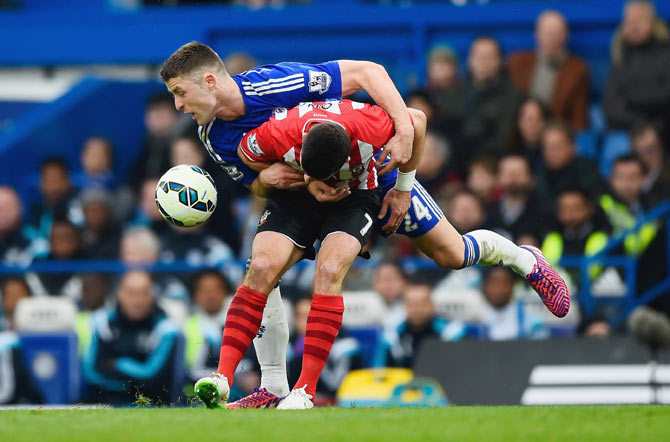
[{"x1": 1, "y1": 405, "x2": 669, "y2": 442}]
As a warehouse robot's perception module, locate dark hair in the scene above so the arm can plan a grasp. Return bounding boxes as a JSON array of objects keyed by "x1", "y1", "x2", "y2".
[
  {"x1": 557, "y1": 185, "x2": 592, "y2": 204},
  {"x1": 630, "y1": 122, "x2": 660, "y2": 141},
  {"x1": 146, "y1": 92, "x2": 175, "y2": 110},
  {"x1": 301, "y1": 122, "x2": 351, "y2": 180},
  {"x1": 0, "y1": 275, "x2": 31, "y2": 296},
  {"x1": 375, "y1": 260, "x2": 408, "y2": 281},
  {"x1": 611, "y1": 153, "x2": 647, "y2": 174},
  {"x1": 190, "y1": 269, "x2": 231, "y2": 296},
  {"x1": 542, "y1": 119, "x2": 575, "y2": 144},
  {"x1": 160, "y1": 41, "x2": 226, "y2": 82},
  {"x1": 483, "y1": 266, "x2": 516, "y2": 284},
  {"x1": 471, "y1": 35, "x2": 503, "y2": 56},
  {"x1": 40, "y1": 156, "x2": 69, "y2": 175}
]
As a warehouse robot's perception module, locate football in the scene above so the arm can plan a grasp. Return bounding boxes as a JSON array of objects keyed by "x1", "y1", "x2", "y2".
[{"x1": 155, "y1": 165, "x2": 217, "y2": 227}]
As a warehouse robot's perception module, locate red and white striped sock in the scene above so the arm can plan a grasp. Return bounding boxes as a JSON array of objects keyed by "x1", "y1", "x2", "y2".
[
  {"x1": 294, "y1": 294, "x2": 344, "y2": 397},
  {"x1": 217, "y1": 285, "x2": 267, "y2": 386}
]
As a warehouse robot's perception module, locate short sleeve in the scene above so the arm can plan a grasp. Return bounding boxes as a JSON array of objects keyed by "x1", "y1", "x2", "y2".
[
  {"x1": 239, "y1": 61, "x2": 342, "y2": 108},
  {"x1": 239, "y1": 121, "x2": 278, "y2": 163}
]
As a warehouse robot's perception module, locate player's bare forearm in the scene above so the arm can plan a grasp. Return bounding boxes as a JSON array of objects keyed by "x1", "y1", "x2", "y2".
[
  {"x1": 402, "y1": 108, "x2": 427, "y2": 173},
  {"x1": 338, "y1": 60, "x2": 413, "y2": 173},
  {"x1": 247, "y1": 178, "x2": 272, "y2": 198}
]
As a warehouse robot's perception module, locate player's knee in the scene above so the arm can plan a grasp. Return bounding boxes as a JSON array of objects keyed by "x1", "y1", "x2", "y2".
[
  {"x1": 315, "y1": 260, "x2": 345, "y2": 287},
  {"x1": 432, "y1": 244, "x2": 465, "y2": 269},
  {"x1": 246, "y1": 255, "x2": 282, "y2": 288}
]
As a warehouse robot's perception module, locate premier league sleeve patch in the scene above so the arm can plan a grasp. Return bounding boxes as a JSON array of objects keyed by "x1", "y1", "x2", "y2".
[
  {"x1": 308, "y1": 70, "x2": 332, "y2": 95},
  {"x1": 246, "y1": 132, "x2": 265, "y2": 158}
]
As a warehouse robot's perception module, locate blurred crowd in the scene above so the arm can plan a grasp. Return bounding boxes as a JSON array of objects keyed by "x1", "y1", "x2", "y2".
[{"x1": 1, "y1": 1, "x2": 669, "y2": 406}]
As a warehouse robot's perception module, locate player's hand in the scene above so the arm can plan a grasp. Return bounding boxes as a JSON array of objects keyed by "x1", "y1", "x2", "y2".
[
  {"x1": 378, "y1": 188, "x2": 410, "y2": 234},
  {"x1": 377, "y1": 131, "x2": 413, "y2": 176},
  {"x1": 259, "y1": 163, "x2": 306, "y2": 189},
  {"x1": 307, "y1": 178, "x2": 351, "y2": 203}
]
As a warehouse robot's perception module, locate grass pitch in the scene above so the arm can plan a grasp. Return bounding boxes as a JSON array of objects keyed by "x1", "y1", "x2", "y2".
[{"x1": 1, "y1": 405, "x2": 669, "y2": 441}]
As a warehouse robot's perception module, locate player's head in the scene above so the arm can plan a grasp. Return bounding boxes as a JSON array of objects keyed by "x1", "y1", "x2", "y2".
[
  {"x1": 160, "y1": 41, "x2": 228, "y2": 125},
  {"x1": 300, "y1": 122, "x2": 351, "y2": 180}
]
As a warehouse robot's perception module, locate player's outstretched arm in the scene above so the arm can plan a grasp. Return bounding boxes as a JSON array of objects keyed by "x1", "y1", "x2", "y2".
[
  {"x1": 378, "y1": 108, "x2": 427, "y2": 234},
  {"x1": 338, "y1": 60, "x2": 413, "y2": 175}
]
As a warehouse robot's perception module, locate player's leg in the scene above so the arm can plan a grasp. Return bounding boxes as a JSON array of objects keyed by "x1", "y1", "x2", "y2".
[
  {"x1": 397, "y1": 181, "x2": 569, "y2": 318},
  {"x1": 278, "y1": 190, "x2": 378, "y2": 410},
  {"x1": 196, "y1": 231, "x2": 302, "y2": 408}
]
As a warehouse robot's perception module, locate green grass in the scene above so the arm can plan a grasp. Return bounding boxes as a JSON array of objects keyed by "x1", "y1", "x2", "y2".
[{"x1": 1, "y1": 406, "x2": 669, "y2": 442}]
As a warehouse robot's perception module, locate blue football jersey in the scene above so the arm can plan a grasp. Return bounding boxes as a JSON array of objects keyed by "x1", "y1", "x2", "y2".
[{"x1": 198, "y1": 61, "x2": 342, "y2": 185}]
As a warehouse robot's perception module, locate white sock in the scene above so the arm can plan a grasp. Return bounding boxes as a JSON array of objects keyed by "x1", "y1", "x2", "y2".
[
  {"x1": 253, "y1": 286, "x2": 290, "y2": 397},
  {"x1": 462, "y1": 229, "x2": 536, "y2": 276}
]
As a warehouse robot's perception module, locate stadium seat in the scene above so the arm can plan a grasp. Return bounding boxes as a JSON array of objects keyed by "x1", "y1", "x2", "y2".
[
  {"x1": 337, "y1": 367, "x2": 413, "y2": 407},
  {"x1": 347, "y1": 327, "x2": 381, "y2": 367},
  {"x1": 432, "y1": 288, "x2": 487, "y2": 323},
  {"x1": 19, "y1": 333, "x2": 79, "y2": 404},
  {"x1": 14, "y1": 297, "x2": 76, "y2": 332},
  {"x1": 599, "y1": 131, "x2": 631, "y2": 177},
  {"x1": 342, "y1": 291, "x2": 386, "y2": 327},
  {"x1": 576, "y1": 130, "x2": 599, "y2": 159}
]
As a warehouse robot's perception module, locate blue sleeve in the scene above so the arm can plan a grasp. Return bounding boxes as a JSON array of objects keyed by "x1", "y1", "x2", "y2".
[
  {"x1": 83, "y1": 331, "x2": 126, "y2": 392},
  {"x1": 240, "y1": 61, "x2": 342, "y2": 106},
  {"x1": 115, "y1": 331, "x2": 178, "y2": 380}
]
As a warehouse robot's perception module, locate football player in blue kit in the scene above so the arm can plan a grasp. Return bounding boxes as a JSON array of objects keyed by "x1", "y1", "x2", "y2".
[{"x1": 160, "y1": 42, "x2": 570, "y2": 409}]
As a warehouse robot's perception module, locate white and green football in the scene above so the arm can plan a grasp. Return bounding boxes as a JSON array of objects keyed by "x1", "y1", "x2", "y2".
[{"x1": 155, "y1": 164, "x2": 217, "y2": 227}]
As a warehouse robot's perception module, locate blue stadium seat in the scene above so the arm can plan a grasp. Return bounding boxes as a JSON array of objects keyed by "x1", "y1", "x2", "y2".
[
  {"x1": 576, "y1": 130, "x2": 599, "y2": 159},
  {"x1": 19, "y1": 333, "x2": 79, "y2": 404},
  {"x1": 347, "y1": 327, "x2": 380, "y2": 367},
  {"x1": 600, "y1": 131, "x2": 631, "y2": 177}
]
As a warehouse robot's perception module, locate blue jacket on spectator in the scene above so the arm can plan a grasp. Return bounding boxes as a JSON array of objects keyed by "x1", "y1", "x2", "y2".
[
  {"x1": 83, "y1": 305, "x2": 180, "y2": 405},
  {"x1": 374, "y1": 317, "x2": 466, "y2": 369}
]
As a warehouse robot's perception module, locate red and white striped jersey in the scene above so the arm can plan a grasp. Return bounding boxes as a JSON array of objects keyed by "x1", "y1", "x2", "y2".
[{"x1": 239, "y1": 100, "x2": 394, "y2": 190}]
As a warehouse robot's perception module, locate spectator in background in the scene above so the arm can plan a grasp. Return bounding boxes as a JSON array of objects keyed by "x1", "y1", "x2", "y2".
[
  {"x1": 423, "y1": 46, "x2": 463, "y2": 143},
  {"x1": 467, "y1": 156, "x2": 500, "y2": 206},
  {"x1": 27, "y1": 157, "x2": 80, "y2": 248},
  {"x1": 373, "y1": 262, "x2": 408, "y2": 329},
  {"x1": 375, "y1": 283, "x2": 465, "y2": 368},
  {"x1": 630, "y1": 124, "x2": 670, "y2": 205},
  {"x1": 509, "y1": 98, "x2": 550, "y2": 172},
  {"x1": 126, "y1": 177, "x2": 169, "y2": 235},
  {"x1": 604, "y1": 0, "x2": 670, "y2": 135},
  {"x1": 79, "y1": 189, "x2": 122, "y2": 260},
  {"x1": 72, "y1": 136, "x2": 117, "y2": 191},
  {"x1": 129, "y1": 93, "x2": 191, "y2": 191},
  {"x1": 541, "y1": 187, "x2": 611, "y2": 283},
  {"x1": 183, "y1": 269, "x2": 261, "y2": 403},
  {"x1": 25, "y1": 220, "x2": 83, "y2": 300},
  {"x1": 508, "y1": 10, "x2": 589, "y2": 129},
  {"x1": 487, "y1": 154, "x2": 552, "y2": 245},
  {"x1": 169, "y1": 135, "x2": 242, "y2": 254},
  {"x1": 480, "y1": 267, "x2": 549, "y2": 340},
  {"x1": 223, "y1": 52, "x2": 259, "y2": 76},
  {"x1": 536, "y1": 120, "x2": 603, "y2": 201},
  {"x1": 1, "y1": 276, "x2": 31, "y2": 331},
  {"x1": 0, "y1": 186, "x2": 33, "y2": 265},
  {"x1": 415, "y1": 131, "x2": 454, "y2": 195},
  {"x1": 0, "y1": 331, "x2": 44, "y2": 404},
  {"x1": 459, "y1": 36, "x2": 520, "y2": 171},
  {"x1": 288, "y1": 295, "x2": 363, "y2": 405},
  {"x1": 406, "y1": 90, "x2": 435, "y2": 127},
  {"x1": 83, "y1": 270, "x2": 181, "y2": 406},
  {"x1": 120, "y1": 226, "x2": 161, "y2": 265},
  {"x1": 76, "y1": 273, "x2": 111, "y2": 356},
  {"x1": 158, "y1": 223, "x2": 235, "y2": 301},
  {"x1": 119, "y1": 227, "x2": 191, "y2": 316},
  {"x1": 445, "y1": 189, "x2": 487, "y2": 235}
]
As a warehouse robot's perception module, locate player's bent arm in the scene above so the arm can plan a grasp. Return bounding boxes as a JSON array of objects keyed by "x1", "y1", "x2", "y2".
[
  {"x1": 401, "y1": 108, "x2": 427, "y2": 174},
  {"x1": 338, "y1": 60, "x2": 413, "y2": 172}
]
